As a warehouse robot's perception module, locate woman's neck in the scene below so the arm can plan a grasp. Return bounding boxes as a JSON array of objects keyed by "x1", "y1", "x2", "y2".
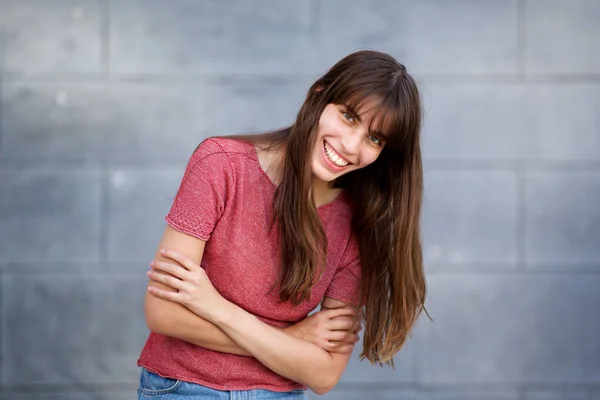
[
  {"x1": 256, "y1": 142, "x2": 285, "y2": 186},
  {"x1": 256, "y1": 143, "x2": 341, "y2": 207},
  {"x1": 312, "y1": 178, "x2": 341, "y2": 208}
]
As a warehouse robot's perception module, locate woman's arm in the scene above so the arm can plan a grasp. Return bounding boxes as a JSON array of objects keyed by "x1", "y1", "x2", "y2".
[
  {"x1": 216, "y1": 296, "x2": 356, "y2": 395},
  {"x1": 144, "y1": 225, "x2": 252, "y2": 355},
  {"x1": 148, "y1": 250, "x2": 360, "y2": 395},
  {"x1": 145, "y1": 226, "x2": 359, "y2": 357}
]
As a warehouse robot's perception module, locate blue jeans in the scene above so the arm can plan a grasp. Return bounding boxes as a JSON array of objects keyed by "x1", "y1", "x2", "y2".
[{"x1": 138, "y1": 368, "x2": 307, "y2": 399}]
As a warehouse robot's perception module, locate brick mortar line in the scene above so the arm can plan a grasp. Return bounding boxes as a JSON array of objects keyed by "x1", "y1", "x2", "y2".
[
  {"x1": 101, "y1": 0, "x2": 110, "y2": 76},
  {"x1": 334, "y1": 382, "x2": 600, "y2": 390},
  {"x1": 0, "y1": 68, "x2": 3, "y2": 393},
  {"x1": 99, "y1": 168, "x2": 110, "y2": 266},
  {"x1": 517, "y1": 168, "x2": 527, "y2": 270},
  {"x1": 308, "y1": 0, "x2": 321, "y2": 37},
  {"x1": 0, "y1": 74, "x2": 311, "y2": 85},
  {"x1": 412, "y1": 325, "x2": 419, "y2": 388},
  {"x1": 1, "y1": 383, "x2": 137, "y2": 393},
  {"x1": 1, "y1": 73, "x2": 600, "y2": 85},
  {"x1": 0, "y1": 160, "x2": 187, "y2": 168},
  {"x1": 0, "y1": 269, "x2": 145, "y2": 277},
  {"x1": 1, "y1": 382, "x2": 599, "y2": 392},
  {"x1": 517, "y1": 0, "x2": 527, "y2": 76},
  {"x1": 0, "y1": 273, "x2": 4, "y2": 392},
  {"x1": 0, "y1": 65, "x2": 3, "y2": 159},
  {"x1": 425, "y1": 266, "x2": 600, "y2": 274},
  {"x1": 2, "y1": 160, "x2": 600, "y2": 170},
  {"x1": 2, "y1": 263, "x2": 600, "y2": 275},
  {"x1": 424, "y1": 161, "x2": 600, "y2": 171}
]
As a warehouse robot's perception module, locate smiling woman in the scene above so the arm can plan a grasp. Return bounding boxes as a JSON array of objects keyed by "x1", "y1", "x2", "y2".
[
  {"x1": 312, "y1": 101, "x2": 388, "y2": 183},
  {"x1": 137, "y1": 50, "x2": 427, "y2": 399}
]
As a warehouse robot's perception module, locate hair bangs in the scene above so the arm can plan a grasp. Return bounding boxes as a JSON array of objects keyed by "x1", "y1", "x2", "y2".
[
  {"x1": 325, "y1": 74, "x2": 417, "y2": 148},
  {"x1": 366, "y1": 92, "x2": 410, "y2": 148}
]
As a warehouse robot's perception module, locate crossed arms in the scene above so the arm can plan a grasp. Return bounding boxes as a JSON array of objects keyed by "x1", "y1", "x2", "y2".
[{"x1": 144, "y1": 225, "x2": 360, "y2": 395}]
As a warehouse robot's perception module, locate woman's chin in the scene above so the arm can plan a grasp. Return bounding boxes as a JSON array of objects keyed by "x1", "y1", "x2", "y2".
[{"x1": 313, "y1": 167, "x2": 347, "y2": 184}]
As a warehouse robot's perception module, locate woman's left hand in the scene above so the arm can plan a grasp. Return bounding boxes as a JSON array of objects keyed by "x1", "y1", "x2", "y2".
[{"x1": 147, "y1": 249, "x2": 230, "y2": 323}]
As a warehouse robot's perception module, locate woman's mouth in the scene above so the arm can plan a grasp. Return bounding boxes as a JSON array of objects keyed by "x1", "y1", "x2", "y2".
[{"x1": 323, "y1": 141, "x2": 349, "y2": 168}]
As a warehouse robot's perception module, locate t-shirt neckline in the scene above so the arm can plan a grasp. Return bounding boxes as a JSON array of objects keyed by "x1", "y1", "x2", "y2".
[{"x1": 249, "y1": 142, "x2": 344, "y2": 210}]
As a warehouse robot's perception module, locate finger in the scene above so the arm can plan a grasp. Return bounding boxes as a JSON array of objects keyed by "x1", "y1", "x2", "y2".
[
  {"x1": 150, "y1": 260, "x2": 189, "y2": 280},
  {"x1": 328, "y1": 319, "x2": 355, "y2": 331},
  {"x1": 326, "y1": 341, "x2": 354, "y2": 354},
  {"x1": 328, "y1": 331, "x2": 360, "y2": 344},
  {"x1": 355, "y1": 321, "x2": 362, "y2": 332},
  {"x1": 147, "y1": 286, "x2": 185, "y2": 303},
  {"x1": 322, "y1": 306, "x2": 357, "y2": 319},
  {"x1": 329, "y1": 319, "x2": 362, "y2": 333},
  {"x1": 327, "y1": 331, "x2": 349, "y2": 341},
  {"x1": 160, "y1": 249, "x2": 199, "y2": 271},
  {"x1": 147, "y1": 270, "x2": 185, "y2": 290}
]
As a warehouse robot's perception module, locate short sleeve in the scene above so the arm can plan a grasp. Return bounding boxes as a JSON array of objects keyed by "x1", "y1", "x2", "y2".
[
  {"x1": 165, "y1": 139, "x2": 233, "y2": 241},
  {"x1": 324, "y1": 233, "x2": 362, "y2": 306}
]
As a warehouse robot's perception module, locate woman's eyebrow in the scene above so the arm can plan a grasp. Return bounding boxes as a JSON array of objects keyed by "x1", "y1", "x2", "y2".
[
  {"x1": 371, "y1": 129, "x2": 389, "y2": 139},
  {"x1": 345, "y1": 104, "x2": 362, "y2": 121},
  {"x1": 345, "y1": 103, "x2": 391, "y2": 139}
]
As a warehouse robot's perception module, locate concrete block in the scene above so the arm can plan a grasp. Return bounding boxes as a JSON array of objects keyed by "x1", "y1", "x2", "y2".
[
  {"x1": 109, "y1": 0, "x2": 312, "y2": 74},
  {"x1": 421, "y1": 83, "x2": 600, "y2": 160},
  {"x1": 0, "y1": 0, "x2": 101, "y2": 73},
  {"x1": 525, "y1": 0, "x2": 600, "y2": 73},
  {"x1": 1, "y1": 82, "x2": 213, "y2": 161},
  {"x1": 107, "y1": 169, "x2": 182, "y2": 263},
  {"x1": 315, "y1": 0, "x2": 518, "y2": 74},
  {"x1": 0, "y1": 168, "x2": 101, "y2": 263},
  {"x1": 525, "y1": 171, "x2": 600, "y2": 268},
  {"x1": 2, "y1": 274, "x2": 149, "y2": 385},
  {"x1": 417, "y1": 274, "x2": 600, "y2": 383},
  {"x1": 422, "y1": 170, "x2": 518, "y2": 267}
]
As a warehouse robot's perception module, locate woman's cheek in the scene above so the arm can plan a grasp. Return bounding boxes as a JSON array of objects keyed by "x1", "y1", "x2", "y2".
[{"x1": 365, "y1": 151, "x2": 382, "y2": 167}]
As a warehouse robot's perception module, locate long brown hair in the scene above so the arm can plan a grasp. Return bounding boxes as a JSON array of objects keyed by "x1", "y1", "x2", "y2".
[{"x1": 230, "y1": 50, "x2": 426, "y2": 364}]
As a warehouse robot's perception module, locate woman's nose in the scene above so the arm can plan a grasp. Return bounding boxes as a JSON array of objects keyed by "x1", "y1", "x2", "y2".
[{"x1": 340, "y1": 130, "x2": 362, "y2": 156}]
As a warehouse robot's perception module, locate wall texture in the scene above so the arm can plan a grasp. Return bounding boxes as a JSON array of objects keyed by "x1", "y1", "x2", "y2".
[{"x1": 0, "y1": 1, "x2": 599, "y2": 399}]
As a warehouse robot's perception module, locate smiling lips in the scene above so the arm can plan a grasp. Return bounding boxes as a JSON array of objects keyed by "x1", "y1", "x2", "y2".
[{"x1": 324, "y1": 141, "x2": 350, "y2": 168}]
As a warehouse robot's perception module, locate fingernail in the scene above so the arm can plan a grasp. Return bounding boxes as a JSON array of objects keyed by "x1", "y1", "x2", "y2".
[
  {"x1": 149, "y1": 261, "x2": 154, "y2": 267},
  {"x1": 146, "y1": 271, "x2": 152, "y2": 276},
  {"x1": 160, "y1": 249, "x2": 166, "y2": 254}
]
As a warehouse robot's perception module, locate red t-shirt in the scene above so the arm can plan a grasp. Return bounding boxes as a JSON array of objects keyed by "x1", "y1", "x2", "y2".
[{"x1": 138, "y1": 137, "x2": 361, "y2": 392}]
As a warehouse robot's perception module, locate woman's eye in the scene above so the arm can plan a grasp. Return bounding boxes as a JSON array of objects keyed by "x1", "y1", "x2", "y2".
[
  {"x1": 369, "y1": 135, "x2": 382, "y2": 146},
  {"x1": 342, "y1": 111, "x2": 355, "y2": 123}
]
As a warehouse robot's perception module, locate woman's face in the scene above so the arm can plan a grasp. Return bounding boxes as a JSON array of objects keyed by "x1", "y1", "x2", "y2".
[{"x1": 311, "y1": 101, "x2": 387, "y2": 184}]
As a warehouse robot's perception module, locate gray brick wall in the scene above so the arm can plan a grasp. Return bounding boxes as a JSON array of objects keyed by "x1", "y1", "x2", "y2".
[{"x1": 0, "y1": 1, "x2": 598, "y2": 399}]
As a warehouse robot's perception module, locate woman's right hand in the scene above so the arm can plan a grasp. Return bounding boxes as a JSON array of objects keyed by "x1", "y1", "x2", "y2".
[{"x1": 284, "y1": 306, "x2": 362, "y2": 354}]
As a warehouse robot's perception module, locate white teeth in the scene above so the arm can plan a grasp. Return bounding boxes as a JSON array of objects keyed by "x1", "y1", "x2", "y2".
[{"x1": 324, "y1": 142, "x2": 349, "y2": 167}]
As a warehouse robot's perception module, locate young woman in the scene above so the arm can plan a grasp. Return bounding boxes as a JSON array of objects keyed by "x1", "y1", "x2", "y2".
[{"x1": 137, "y1": 50, "x2": 427, "y2": 399}]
